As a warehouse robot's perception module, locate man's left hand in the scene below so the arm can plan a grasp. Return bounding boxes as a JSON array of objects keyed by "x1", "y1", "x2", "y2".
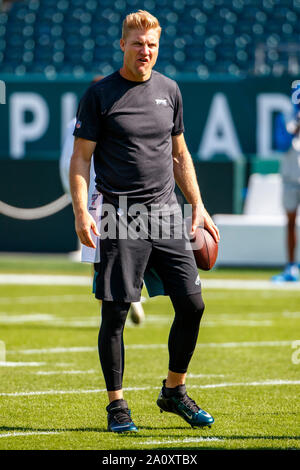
[{"x1": 191, "y1": 204, "x2": 220, "y2": 243}]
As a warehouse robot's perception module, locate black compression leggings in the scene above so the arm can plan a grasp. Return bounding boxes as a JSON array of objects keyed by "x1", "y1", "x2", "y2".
[
  {"x1": 168, "y1": 293, "x2": 205, "y2": 373},
  {"x1": 98, "y1": 301, "x2": 130, "y2": 391},
  {"x1": 98, "y1": 293, "x2": 205, "y2": 391}
]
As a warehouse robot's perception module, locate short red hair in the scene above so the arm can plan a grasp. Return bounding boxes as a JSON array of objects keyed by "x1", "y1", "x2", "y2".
[{"x1": 122, "y1": 10, "x2": 161, "y2": 40}]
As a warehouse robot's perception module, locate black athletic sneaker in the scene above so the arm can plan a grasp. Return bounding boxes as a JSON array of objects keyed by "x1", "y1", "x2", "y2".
[
  {"x1": 156, "y1": 380, "x2": 214, "y2": 428},
  {"x1": 106, "y1": 399, "x2": 138, "y2": 433}
]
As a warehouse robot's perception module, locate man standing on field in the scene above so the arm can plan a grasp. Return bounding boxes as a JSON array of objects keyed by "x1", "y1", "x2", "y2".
[{"x1": 70, "y1": 10, "x2": 220, "y2": 433}]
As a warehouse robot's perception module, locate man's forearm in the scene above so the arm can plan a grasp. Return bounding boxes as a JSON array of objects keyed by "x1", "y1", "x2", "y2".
[
  {"x1": 173, "y1": 149, "x2": 204, "y2": 210},
  {"x1": 69, "y1": 154, "x2": 91, "y2": 217},
  {"x1": 173, "y1": 147, "x2": 220, "y2": 241}
]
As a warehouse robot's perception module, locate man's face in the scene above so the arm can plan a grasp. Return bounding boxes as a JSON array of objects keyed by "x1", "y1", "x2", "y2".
[{"x1": 120, "y1": 28, "x2": 160, "y2": 81}]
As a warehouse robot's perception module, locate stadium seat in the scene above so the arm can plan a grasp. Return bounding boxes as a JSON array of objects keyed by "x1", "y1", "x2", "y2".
[{"x1": 3, "y1": 0, "x2": 300, "y2": 76}]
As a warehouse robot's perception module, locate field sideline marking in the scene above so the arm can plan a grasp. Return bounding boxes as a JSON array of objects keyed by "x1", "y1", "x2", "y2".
[
  {"x1": 141, "y1": 437, "x2": 223, "y2": 445},
  {"x1": 202, "y1": 279, "x2": 300, "y2": 290},
  {"x1": 1, "y1": 274, "x2": 300, "y2": 290},
  {"x1": 0, "y1": 314, "x2": 273, "y2": 328},
  {"x1": 34, "y1": 370, "x2": 95, "y2": 376},
  {"x1": 0, "y1": 433, "x2": 222, "y2": 443},
  {"x1": 0, "y1": 274, "x2": 90, "y2": 286},
  {"x1": 0, "y1": 340, "x2": 5, "y2": 362},
  {"x1": 9, "y1": 346, "x2": 97, "y2": 355},
  {"x1": 0, "y1": 430, "x2": 63, "y2": 439},
  {"x1": 0, "y1": 314, "x2": 55, "y2": 323},
  {"x1": 0, "y1": 361, "x2": 46, "y2": 367},
  {"x1": 7, "y1": 340, "x2": 294, "y2": 356},
  {"x1": 0, "y1": 431, "x2": 223, "y2": 442},
  {"x1": 1, "y1": 379, "x2": 299, "y2": 397},
  {"x1": 0, "y1": 295, "x2": 92, "y2": 304}
]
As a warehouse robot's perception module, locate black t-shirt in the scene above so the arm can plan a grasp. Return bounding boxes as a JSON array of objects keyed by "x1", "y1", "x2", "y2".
[{"x1": 73, "y1": 70, "x2": 184, "y2": 206}]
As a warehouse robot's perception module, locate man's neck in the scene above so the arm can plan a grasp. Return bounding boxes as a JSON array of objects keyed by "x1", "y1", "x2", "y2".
[{"x1": 119, "y1": 66, "x2": 151, "y2": 82}]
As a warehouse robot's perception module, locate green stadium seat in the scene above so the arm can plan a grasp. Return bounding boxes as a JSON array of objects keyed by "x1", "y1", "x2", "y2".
[{"x1": 2, "y1": 0, "x2": 300, "y2": 77}]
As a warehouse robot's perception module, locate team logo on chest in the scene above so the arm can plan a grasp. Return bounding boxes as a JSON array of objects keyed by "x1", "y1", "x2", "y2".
[{"x1": 155, "y1": 98, "x2": 168, "y2": 106}]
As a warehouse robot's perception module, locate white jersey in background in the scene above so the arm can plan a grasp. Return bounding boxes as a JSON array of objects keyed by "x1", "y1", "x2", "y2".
[
  {"x1": 281, "y1": 109, "x2": 300, "y2": 185},
  {"x1": 59, "y1": 117, "x2": 101, "y2": 263}
]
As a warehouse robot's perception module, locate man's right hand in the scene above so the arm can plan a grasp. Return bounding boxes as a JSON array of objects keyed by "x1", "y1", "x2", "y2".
[{"x1": 75, "y1": 211, "x2": 100, "y2": 248}]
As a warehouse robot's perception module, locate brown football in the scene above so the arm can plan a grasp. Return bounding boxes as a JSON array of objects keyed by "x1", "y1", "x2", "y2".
[{"x1": 190, "y1": 225, "x2": 218, "y2": 271}]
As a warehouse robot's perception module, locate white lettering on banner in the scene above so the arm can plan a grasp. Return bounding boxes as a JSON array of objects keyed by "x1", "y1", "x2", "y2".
[
  {"x1": 9, "y1": 93, "x2": 49, "y2": 159},
  {"x1": 291, "y1": 80, "x2": 300, "y2": 104},
  {"x1": 257, "y1": 93, "x2": 292, "y2": 157},
  {"x1": 6, "y1": 90, "x2": 296, "y2": 160},
  {"x1": 198, "y1": 93, "x2": 242, "y2": 160},
  {"x1": 61, "y1": 92, "x2": 77, "y2": 147},
  {"x1": 0, "y1": 80, "x2": 5, "y2": 104}
]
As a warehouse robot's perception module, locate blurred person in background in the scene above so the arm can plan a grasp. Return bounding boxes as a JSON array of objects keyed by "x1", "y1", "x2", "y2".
[{"x1": 272, "y1": 94, "x2": 300, "y2": 282}]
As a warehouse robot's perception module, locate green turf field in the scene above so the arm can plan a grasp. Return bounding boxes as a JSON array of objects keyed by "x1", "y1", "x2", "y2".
[{"x1": 0, "y1": 255, "x2": 299, "y2": 450}]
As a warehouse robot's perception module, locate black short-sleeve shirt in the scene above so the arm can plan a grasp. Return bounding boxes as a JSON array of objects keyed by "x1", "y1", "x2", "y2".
[{"x1": 73, "y1": 70, "x2": 184, "y2": 206}]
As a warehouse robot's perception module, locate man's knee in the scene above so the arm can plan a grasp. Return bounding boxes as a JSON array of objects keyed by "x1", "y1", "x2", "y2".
[
  {"x1": 101, "y1": 301, "x2": 130, "y2": 331},
  {"x1": 171, "y1": 292, "x2": 205, "y2": 321},
  {"x1": 188, "y1": 293, "x2": 205, "y2": 320}
]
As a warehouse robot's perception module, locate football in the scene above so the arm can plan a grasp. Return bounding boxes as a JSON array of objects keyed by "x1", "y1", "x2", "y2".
[{"x1": 185, "y1": 218, "x2": 218, "y2": 271}]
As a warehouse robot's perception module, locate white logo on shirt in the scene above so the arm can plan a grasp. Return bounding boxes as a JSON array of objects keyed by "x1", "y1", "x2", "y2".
[
  {"x1": 155, "y1": 99, "x2": 168, "y2": 106},
  {"x1": 195, "y1": 275, "x2": 201, "y2": 286}
]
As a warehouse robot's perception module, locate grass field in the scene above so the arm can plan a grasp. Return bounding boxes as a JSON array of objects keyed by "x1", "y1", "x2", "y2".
[{"x1": 0, "y1": 255, "x2": 299, "y2": 450}]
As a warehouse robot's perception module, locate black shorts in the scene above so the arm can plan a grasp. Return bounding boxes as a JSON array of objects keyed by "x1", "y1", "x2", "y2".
[{"x1": 93, "y1": 193, "x2": 201, "y2": 302}]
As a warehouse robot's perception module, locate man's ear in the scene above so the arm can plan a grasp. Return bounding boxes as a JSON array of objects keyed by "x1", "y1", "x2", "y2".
[{"x1": 120, "y1": 38, "x2": 125, "y2": 52}]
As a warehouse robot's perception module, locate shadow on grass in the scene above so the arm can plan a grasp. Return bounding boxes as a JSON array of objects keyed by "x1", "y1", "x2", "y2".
[{"x1": 1, "y1": 425, "x2": 299, "y2": 443}]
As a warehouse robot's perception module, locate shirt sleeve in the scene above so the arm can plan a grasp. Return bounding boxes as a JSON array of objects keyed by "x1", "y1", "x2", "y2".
[
  {"x1": 171, "y1": 83, "x2": 185, "y2": 136},
  {"x1": 73, "y1": 85, "x2": 101, "y2": 142}
]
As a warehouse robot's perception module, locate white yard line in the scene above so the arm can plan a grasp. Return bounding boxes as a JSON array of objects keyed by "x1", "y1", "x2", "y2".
[
  {"x1": 202, "y1": 279, "x2": 300, "y2": 291},
  {"x1": 127, "y1": 340, "x2": 294, "y2": 349},
  {"x1": 0, "y1": 313, "x2": 274, "y2": 327},
  {"x1": 199, "y1": 340, "x2": 293, "y2": 348},
  {"x1": 283, "y1": 311, "x2": 300, "y2": 318},
  {"x1": 0, "y1": 314, "x2": 55, "y2": 323},
  {"x1": 0, "y1": 388, "x2": 108, "y2": 397},
  {"x1": 0, "y1": 431, "x2": 219, "y2": 442},
  {"x1": 7, "y1": 340, "x2": 294, "y2": 356},
  {"x1": 9, "y1": 346, "x2": 97, "y2": 355},
  {"x1": 145, "y1": 315, "x2": 273, "y2": 327},
  {"x1": 0, "y1": 274, "x2": 90, "y2": 286},
  {"x1": 203, "y1": 320, "x2": 273, "y2": 327},
  {"x1": 45, "y1": 320, "x2": 100, "y2": 327},
  {"x1": 187, "y1": 373, "x2": 225, "y2": 378},
  {"x1": 0, "y1": 362, "x2": 46, "y2": 367},
  {"x1": 0, "y1": 340, "x2": 5, "y2": 362},
  {"x1": 0, "y1": 431, "x2": 63, "y2": 439},
  {"x1": 1, "y1": 274, "x2": 300, "y2": 290},
  {"x1": 0, "y1": 313, "x2": 282, "y2": 327},
  {"x1": 191, "y1": 379, "x2": 300, "y2": 389},
  {"x1": 0, "y1": 295, "x2": 93, "y2": 304},
  {"x1": 0, "y1": 314, "x2": 100, "y2": 327},
  {"x1": 159, "y1": 373, "x2": 225, "y2": 379},
  {"x1": 0, "y1": 379, "x2": 299, "y2": 397},
  {"x1": 34, "y1": 370, "x2": 95, "y2": 376},
  {"x1": 141, "y1": 437, "x2": 223, "y2": 445}
]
